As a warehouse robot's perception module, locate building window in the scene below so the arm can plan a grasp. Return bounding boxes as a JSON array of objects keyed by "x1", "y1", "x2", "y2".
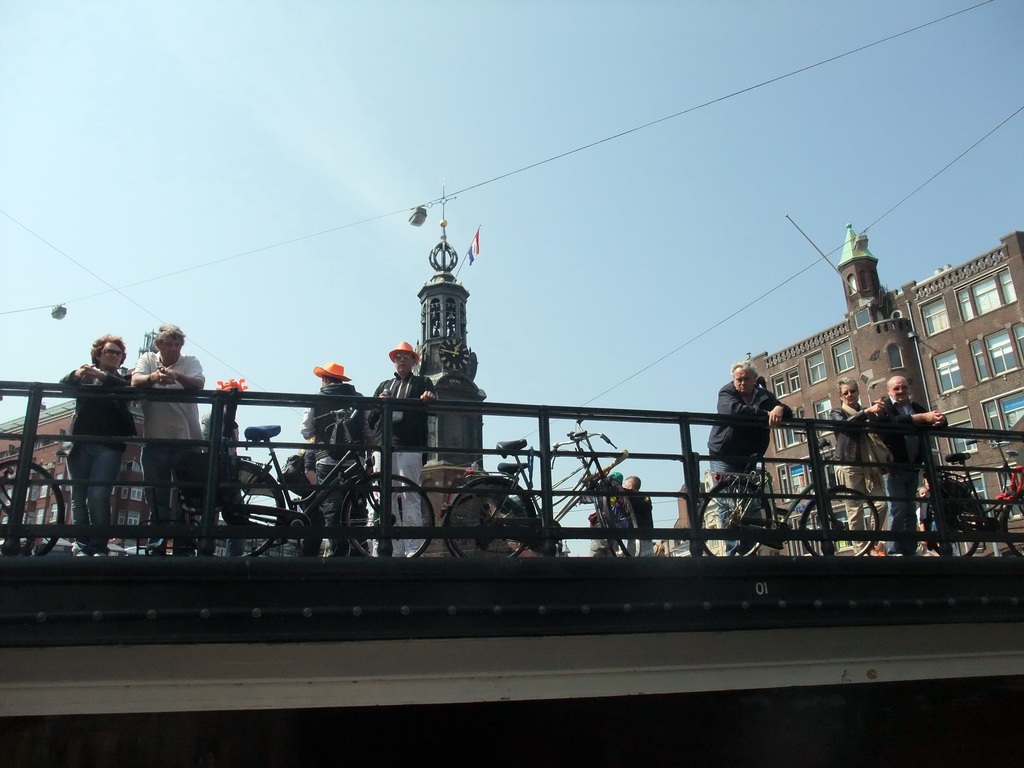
[
  {"x1": 854, "y1": 307, "x2": 872, "y2": 328},
  {"x1": 777, "y1": 468, "x2": 791, "y2": 496},
  {"x1": 775, "y1": 408, "x2": 806, "y2": 450},
  {"x1": 972, "y1": 326, "x2": 1023, "y2": 381},
  {"x1": 806, "y1": 352, "x2": 826, "y2": 384},
  {"x1": 832, "y1": 340, "x2": 854, "y2": 373},
  {"x1": 983, "y1": 391, "x2": 1024, "y2": 430},
  {"x1": 771, "y1": 368, "x2": 799, "y2": 397},
  {"x1": 788, "y1": 464, "x2": 808, "y2": 493},
  {"x1": 971, "y1": 340, "x2": 988, "y2": 381},
  {"x1": 787, "y1": 368, "x2": 800, "y2": 393},
  {"x1": 120, "y1": 486, "x2": 130, "y2": 499},
  {"x1": 887, "y1": 344, "x2": 904, "y2": 369},
  {"x1": 130, "y1": 487, "x2": 144, "y2": 501},
  {"x1": 921, "y1": 299, "x2": 950, "y2": 335},
  {"x1": 945, "y1": 409, "x2": 974, "y2": 455},
  {"x1": 957, "y1": 269, "x2": 1017, "y2": 322},
  {"x1": 846, "y1": 274, "x2": 857, "y2": 294},
  {"x1": 49, "y1": 504, "x2": 60, "y2": 523},
  {"x1": 987, "y1": 331, "x2": 1019, "y2": 376},
  {"x1": 933, "y1": 351, "x2": 963, "y2": 393},
  {"x1": 775, "y1": 430, "x2": 792, "y2": 450},
  {"x1": 813, "y1": 398, "x2": 832, "y2": 419}
]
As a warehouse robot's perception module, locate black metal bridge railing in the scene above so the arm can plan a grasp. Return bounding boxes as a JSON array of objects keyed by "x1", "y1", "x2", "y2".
[{"x1": 2, "y1": 380, "x2": 1023, "y2": 557}]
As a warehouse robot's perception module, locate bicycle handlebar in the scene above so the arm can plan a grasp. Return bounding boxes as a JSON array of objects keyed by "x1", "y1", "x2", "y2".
[{"x1": 553, "y1": 430, "x2": 617, "y2": 451}]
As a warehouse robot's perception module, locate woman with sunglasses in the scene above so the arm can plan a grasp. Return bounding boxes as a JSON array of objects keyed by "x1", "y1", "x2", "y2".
[{"x1": 60, "y1": 335, "x2": 136, "y2": 556}]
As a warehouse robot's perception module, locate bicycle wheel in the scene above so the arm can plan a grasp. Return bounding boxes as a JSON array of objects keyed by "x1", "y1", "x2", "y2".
[
  {"x1": 997, "y1": 503, "x2": 1024, "y2": 556},
  {"x1": 798, "y1": 486, "x2": 879, "y2": 556},
  {"x1": 343, "y1": 473, "x2": 435, "y2": 558},
  {"x1": 593, "y1": 492, "x2": 639, "y2": 557},
  {"x1": 0, "y1": 459, "x2": 64, "y2": 556},
  {"x1": 935, "y1": 477, "x2": 990, "y2": 557},
  {"x1": 233, "y1": 458, "x2": 300, "y2": 557},
  {"x1": 444, "y1": 477, "x2": 538, "y2": 557},
  {"x1": 696, "y1": 476, "x2": 766, "y2": 557}
]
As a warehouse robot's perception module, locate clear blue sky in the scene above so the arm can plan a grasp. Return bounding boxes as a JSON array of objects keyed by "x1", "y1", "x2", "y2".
[{"x1": 2, "y1": 1, "x2": 1022, "y2": 535}]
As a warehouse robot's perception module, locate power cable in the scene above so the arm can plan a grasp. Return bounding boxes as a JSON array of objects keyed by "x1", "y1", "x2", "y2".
[
  {"x1": 0, "y1": 209, "x2": 265, "y2": 390},
  {"x1": 430, "y1": 1, "x2": 998, "y2": 205},
  {"x1": 578, "y1": 99, "x2": 1024, "y2": 407},
  {"x1": 0, "y1": 0, "x2": 995, "y2": 316}
]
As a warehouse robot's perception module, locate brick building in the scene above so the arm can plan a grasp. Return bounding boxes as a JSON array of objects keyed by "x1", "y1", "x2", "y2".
[{"x1": 753, "y1": 226, "x2": 1024, "y2": 498}]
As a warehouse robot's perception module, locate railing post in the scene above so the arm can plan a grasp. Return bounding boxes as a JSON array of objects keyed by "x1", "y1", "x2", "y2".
[
  {"x1": 536, "y1": 407, "x2": 557, "y2": 557},
  {"x1": 376, "y1": 397, "x2": 394, "y2": 558},
  {"x1": 806, "y1": 420, "x2": 835, "y2": 556},
  {"x1": 678, "y1": 414, "x2": 702, "y2": 557},
  {"x1": 1, "y1": 384, "x2": 45, "y2": 556},
  {"x1": 196, "y1": 391, "x2": 227, "y2": 556},
  {"x1": 921, "y1": 434, "x2": 947, "y2": 556}
]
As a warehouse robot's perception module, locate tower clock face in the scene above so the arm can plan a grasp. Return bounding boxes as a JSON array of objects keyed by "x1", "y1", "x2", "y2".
[{"x1": 439, "y1": 337, "x2": 470, "y2": 371}]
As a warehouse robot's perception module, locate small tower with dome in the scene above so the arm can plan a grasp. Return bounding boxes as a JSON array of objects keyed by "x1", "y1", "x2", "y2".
[{"x1": 415, "y1": 217, "x2": 485, "y2": 466}]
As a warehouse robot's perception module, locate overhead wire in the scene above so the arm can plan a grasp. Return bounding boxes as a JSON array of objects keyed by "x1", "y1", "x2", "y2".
[
  {"x1": 578, "y1": 99, "x2": 1024, "y2": 407},
  {"x1": 0, "y1": 0, "x2": 997, "y2": 317}
]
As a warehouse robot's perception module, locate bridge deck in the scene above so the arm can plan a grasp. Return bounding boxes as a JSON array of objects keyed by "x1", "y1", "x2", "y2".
[{"x1": 3, "y1": 556, "x2": 1024, "y2": 717}]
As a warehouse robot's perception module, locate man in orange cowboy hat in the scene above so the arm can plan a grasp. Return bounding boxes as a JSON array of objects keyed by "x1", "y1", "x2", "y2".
[
  {"x1": 370, "y1": 341, "x2": 435, "y2": 556},
  {"x1": 299, "y1": 361, "x2": 368, "y2": 556}
]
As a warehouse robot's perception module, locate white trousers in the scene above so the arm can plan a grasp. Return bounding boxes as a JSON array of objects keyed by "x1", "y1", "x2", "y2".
[{"x1": 373, "y1": 450, "x2": 424, "y2": 557}]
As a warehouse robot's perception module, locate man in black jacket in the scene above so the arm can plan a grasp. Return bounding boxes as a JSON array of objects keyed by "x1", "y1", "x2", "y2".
[
  {"x1": 707, "y1": 360, "x2": 792, "y2": 555},
  {"x1": 299, "y1": 362, "x2": 367, "y2": 556},
  {"x1": 371, "y1": 342, "x2": 435, "y2": 557},
  {"x1": 875, "y1": 376, "x2": 946, "y2": 556}
]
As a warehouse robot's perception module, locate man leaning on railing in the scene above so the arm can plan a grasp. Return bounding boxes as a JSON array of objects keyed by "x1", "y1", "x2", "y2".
[
  {"x1": 874, "y1": 375, "x2": 947, "y2": 557},
  {"x1": 131, "y1": 324, "x2": 205, "y2": 556}
]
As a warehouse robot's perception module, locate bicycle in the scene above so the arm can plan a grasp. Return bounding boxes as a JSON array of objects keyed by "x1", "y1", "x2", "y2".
[
  {"x1": 990, "y1": 441, "x2": 1024, "y2": 519},
  {"x1": 441, "y1": 423, "x2": 637, "y2": 557},
  {"x1": 0, "y1": 457, "x2": 65, "y2": 556},
  {"x1": 696, "y1": 456, "x2": 880, "y2": 557},
  {"x1": 210, "y1": 421, "x2": 435, "y2": 557},
  {"x1": 925, "y1": 450, "x2": 1023, "y2": 557}
]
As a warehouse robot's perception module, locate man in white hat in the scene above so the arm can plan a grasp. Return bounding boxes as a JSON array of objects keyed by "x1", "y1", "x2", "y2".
[{"x1": 370, "y1": 342, "x2": 435, "y2": 556}]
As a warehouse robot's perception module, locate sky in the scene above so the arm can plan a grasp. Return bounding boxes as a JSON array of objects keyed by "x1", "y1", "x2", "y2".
[{"x1": 2, "y1": 0, "x2": 1023, "y2": 535}]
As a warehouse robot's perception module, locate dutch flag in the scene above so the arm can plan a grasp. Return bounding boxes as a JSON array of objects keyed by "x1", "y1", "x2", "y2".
[{"x1": 465, "y1": 227, "x2": 480, "y2": 265}]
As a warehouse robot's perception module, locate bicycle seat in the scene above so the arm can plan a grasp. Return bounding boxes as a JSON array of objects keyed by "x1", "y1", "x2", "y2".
[
  {"x1": 496, "y1": 438, "x2": 527, "y2": 457},
  {"x1": 945, "y1": 452, "x2": 969, "y2": 466},
  {"x1": 496, "y1": 462, "x2": 522, "y2": 476},
  {"x1": 244, "y1": 425, "x2": 282, "y2": 442}
]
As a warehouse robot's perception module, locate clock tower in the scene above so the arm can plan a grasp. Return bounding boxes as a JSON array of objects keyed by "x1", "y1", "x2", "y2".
[{"x1": 416, "y1": 219, "x2": 486, "y2": 466}]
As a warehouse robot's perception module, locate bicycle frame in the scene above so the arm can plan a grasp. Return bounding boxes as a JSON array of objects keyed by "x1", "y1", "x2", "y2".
[
  {"x1": 991, "y1": 442, "x2": 1024, "y2": 503},
  {"x1": 441, "y1": 423, "x2": 635, "y2": 556},
  {"x1": 236, "y1": 426, "x2": 387, "y2": 543}
]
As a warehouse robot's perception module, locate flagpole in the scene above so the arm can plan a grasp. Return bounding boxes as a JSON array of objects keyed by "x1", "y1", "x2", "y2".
[{"x1": 453, "y1": 226, "x2": 480, "y2": 281}]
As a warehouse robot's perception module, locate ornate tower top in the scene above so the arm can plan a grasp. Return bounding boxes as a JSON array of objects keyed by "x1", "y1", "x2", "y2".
[{"x1": 427, "y1": 219, "x2": 460, "y2": 276}]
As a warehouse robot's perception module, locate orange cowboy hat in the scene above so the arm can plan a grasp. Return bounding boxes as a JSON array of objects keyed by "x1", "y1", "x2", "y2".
[
  {"x1": 388, "y1": 341, "x2": 420, "y2": 364},
  {"x1": 313, "y1": 362, "x2": 351, "y2": 382}
]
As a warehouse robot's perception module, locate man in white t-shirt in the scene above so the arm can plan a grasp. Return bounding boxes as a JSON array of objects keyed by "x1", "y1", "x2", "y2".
[{"x1": 132, "y1": 324, "x2": 205, "y2": 555}]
